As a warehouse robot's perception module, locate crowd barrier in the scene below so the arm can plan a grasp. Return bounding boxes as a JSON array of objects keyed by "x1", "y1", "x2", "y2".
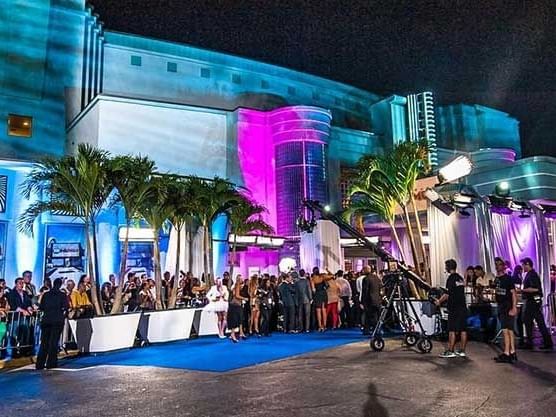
[{"x1": 0, "y1": 311, "x2": 41, "y2": 358}]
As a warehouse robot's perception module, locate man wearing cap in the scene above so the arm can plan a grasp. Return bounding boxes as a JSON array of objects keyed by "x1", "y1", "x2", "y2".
[{"x1": 521, "y1": 257, "x2": 553, "y2": 350}]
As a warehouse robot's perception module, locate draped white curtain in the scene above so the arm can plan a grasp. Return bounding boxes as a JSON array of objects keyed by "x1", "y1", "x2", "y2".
[
  {"x1": 490, "y1": 212, "x2": 538, "y2": 269},
  {"x1": 164, "y1": 226, "x2": 204, "y2": 277},
  {"x1": 300, "y1": 220, "x2": 343, "y2": 273},
  {"x1": 428, "y1": 205, "x2": 481, "y2": 288}
]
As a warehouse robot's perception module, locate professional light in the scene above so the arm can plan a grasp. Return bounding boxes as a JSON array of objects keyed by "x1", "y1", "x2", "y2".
[
  {"x1": 323, "y1": 204, "x2": 331, "y2": 212},
  {"x1": 495, "y1": 181, "x2": 511, "y2": 197},
  {"x1": 452, "y1": 193, "x2": 473, "y2": 206},
  {"x1": 279, "y1": 257, "x2": 296, "y2": 272},
  {"x1": 424, "y1": 187, "x2": 455, "y2": 216},
  {"x1": 118, "y1": 227, "x2": 155, "y2": 241},
  {"x1": 438, "y1": 155, "x2": 473, "y2": 184}
]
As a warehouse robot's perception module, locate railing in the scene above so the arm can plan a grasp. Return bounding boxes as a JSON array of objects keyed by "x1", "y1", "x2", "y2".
[{"x1": 0, "y1": 311, "x2": 41, "y2": 358}]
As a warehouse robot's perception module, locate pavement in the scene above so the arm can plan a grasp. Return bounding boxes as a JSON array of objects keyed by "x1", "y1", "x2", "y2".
[{"x1": 1, "y1": 338, "x2": 555, "y2": 417}]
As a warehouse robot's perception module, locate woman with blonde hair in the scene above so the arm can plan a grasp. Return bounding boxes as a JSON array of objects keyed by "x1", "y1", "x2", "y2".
[
  {"x1": 248, "y1": 275, "x2": 261, "y2": 336},
  {"x1": 227, "y1": 274, "x2": 248, "y2": 342},
  {"x1": 205, "y1": 278, "x2": 229, "y2": 338}
]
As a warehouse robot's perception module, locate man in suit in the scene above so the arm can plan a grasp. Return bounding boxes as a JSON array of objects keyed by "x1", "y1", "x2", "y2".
[
  {"x1": 295, "y1": 269, "x2": 312, "y2": 332},
  {"x1": 36, "y1": 278, "x2": 69, "y2": 370},
  {"x1": 360, "y1": 266, "x2": 382, "y2": 335}
]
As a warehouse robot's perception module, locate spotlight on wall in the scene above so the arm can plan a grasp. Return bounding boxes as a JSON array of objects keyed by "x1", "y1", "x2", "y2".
[
  {"x1": 438, "y1": 155, "x2": 473, "y2": 184},
  {"x1": 495, "y1": 181, "x2": 511, "y2": 198},
  {"x1": 424, "y1": 188, "x2": 455, "y2": 216}
]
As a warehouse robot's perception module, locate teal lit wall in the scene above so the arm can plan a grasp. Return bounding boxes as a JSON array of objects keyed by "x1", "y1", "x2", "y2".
[
  {"x1": 0, "y1": 0, "x2": 88, "y2": 160},
  {"x1": 436, "y1": 104, "x2": 521, "y2": 157}
]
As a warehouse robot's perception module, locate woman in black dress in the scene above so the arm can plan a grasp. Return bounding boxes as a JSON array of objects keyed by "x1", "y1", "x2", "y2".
[
  {"x1": 227, "y1": 275, "x2": 248, "y2": 342},
  {"x1": 311, "y1": 267, "x2": 333, "y2": 332}
]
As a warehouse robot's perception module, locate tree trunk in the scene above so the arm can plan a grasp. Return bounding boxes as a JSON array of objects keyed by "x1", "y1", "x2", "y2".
[
  {"x1": 153, "y1": 233, "x2": 163, "y2": 310},
  {"x1": 110, "y1": 221, "x2": 130, "y2": 314},
  {"x1": 389, "y1": 223, "x2": 406, "y2": 262},
  {"x1": 410, "y1": 193, "x2": 430, "y2": 284},
  {"x1": 202, "y1": 224, "x2": 209, "y2": 286},
  {"x1": 208, "y1": 229, "x2": 214, "y2": 287},
  {"x1": 402, "y1": 204, "x2": 421, "y2": 277},
  {"x1": 187, "y1": 222, "x2": 195, "y2": 274},
  {"x1": 168, "y1": 225, "x2": 182, "y2": 309},
  {"x1": 86, "y1": 222, "x2": 103, "y2": 316},
  {"x1": 229, "y1": 240, "x2": 237, "y2": 280}
]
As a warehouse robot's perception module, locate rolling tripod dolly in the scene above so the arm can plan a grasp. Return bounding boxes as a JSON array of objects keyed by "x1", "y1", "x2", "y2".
[{"x1": 369, "y1": 272, "x2": 434, "y2": 353}]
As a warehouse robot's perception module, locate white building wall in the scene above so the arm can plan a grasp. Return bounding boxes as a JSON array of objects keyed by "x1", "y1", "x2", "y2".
[{"x1": 93, "y1": 96, "x2": 229, "y2": 178}]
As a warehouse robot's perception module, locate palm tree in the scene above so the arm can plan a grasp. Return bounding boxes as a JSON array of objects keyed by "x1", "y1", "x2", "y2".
[
  {"x1": 228, "y1": 194, "x2": 274, "y2": 278},
  {"x1": 18, "y1": 144, "x2": 113, "y2": 315},
  {"x1": 347, "y1": 141, "x2": 430, "y2": 280},
  {"x1": 138, "y1": 175, "x2": 173, "y2": 310},
  {"x1": 188, "y1": 177, "x2": 238, "y2": 286},
  {"x1": 165, "y1": 176, "x2": 195, "y2": 309},
  {"x1": 107, "y1": 155, "x2": 157, "y2": 314}
]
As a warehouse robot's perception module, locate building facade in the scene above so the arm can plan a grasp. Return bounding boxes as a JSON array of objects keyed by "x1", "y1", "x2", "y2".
[{"x1": 1, "y1": 0, "x2": 547, "y2": 284}]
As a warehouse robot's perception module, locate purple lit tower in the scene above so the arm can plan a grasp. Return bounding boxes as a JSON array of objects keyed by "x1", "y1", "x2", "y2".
[
  {"x1": 271, "y1": 106, "x2": 332, "y2": 238},
  {"x1": 236, "y1": 105, "x2": 332, "y2": 268}
]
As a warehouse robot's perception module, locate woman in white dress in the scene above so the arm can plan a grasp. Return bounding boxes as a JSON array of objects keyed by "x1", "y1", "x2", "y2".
[{"x1": 205, "y1": 279, "x2": 229, "y2": 338}]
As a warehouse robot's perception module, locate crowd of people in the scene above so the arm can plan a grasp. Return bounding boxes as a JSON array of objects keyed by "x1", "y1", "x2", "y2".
[
  {"x1": 437, "y1": 257, "x2": 555, "y2": 363},
  {"x1": 1, "y1": 259, "x2": 555, "y2": 367}
]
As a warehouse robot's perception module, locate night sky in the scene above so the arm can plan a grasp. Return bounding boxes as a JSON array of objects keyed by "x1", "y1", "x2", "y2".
[{"x1": 90, "y1": 0, "x2": 556, "y2": 157}]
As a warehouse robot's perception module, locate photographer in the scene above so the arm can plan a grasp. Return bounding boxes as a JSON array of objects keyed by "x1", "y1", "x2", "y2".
[{"x1": 436, "y1": 259, "x2": 468, "y2": 358}]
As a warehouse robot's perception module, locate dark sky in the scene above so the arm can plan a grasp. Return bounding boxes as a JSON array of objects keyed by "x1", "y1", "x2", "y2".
[{"x1": 90, "y1": 0, "x2": 556, "y2": 157}]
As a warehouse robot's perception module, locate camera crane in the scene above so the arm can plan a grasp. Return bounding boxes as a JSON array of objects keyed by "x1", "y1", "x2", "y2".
[{"x1": 299, "y1": 199, "x2": 435, "y2": 353}]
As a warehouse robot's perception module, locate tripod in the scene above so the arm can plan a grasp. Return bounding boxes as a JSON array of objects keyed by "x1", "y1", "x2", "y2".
[{"x1": 370, "y1": 273, "x2": 433, "y2": 353}]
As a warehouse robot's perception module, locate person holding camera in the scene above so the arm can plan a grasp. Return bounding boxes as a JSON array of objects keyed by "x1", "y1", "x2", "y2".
[{"x1": 436, "y1": 259, "x2": 468, "y2": 358}]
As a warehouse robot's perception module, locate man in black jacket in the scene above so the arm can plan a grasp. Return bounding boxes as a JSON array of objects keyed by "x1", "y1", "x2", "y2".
[
  {"x1": 361, "y1": 266, "x2": 382, "y2": 335},
  {"x1": 521, "y1": 257, "x2": 553, "y2": 350},
  {"x1": 36, "y1": 278, "x2": 69, "y2": 370}
]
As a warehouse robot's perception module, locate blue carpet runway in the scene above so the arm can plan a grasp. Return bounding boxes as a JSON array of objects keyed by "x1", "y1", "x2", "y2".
[{"x1": 59, "y1": 329, "x2": 366, "y2": 372}]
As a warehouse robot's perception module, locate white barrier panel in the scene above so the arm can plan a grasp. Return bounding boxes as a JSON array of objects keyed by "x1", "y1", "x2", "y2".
[
  {"x1": 198, "y1": 309, "x2": 219, "y2": 336},
  {"x1": 143, "y1": 309, "x2": 196, "y2": 343},
  {"x1": 69, "y1": 312, "x2": 141, "y2": 353}
]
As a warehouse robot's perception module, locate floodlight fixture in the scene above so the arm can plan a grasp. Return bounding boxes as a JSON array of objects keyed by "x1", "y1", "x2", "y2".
[
  {"x1": 495, "y1": 181, "x2": 511, "y2": 198},
  {"x1": 437, "y1": 155, "x2": 473, "y2": 184}
]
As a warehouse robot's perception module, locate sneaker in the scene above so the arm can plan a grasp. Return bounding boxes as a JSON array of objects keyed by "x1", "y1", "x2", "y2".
[
  {"x1": 439, "y1": 350, "x2": 457, "y2": 358},
  {"x1": 455, "y1": 350, "x2": 467, "y2": 358}
]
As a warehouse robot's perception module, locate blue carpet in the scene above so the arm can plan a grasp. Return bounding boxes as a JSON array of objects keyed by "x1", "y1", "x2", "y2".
[{"x1": 59, "y1": 329, "x2": 365, "y2": 372}]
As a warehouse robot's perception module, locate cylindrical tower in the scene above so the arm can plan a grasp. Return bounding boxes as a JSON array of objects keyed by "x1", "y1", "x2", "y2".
[{"x1": 270, "y1": 106, "x2": 332, "y2": 238}]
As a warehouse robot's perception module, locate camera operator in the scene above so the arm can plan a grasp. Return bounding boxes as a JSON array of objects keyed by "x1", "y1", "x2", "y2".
[
  {"x1": 436, "y1": 259, "x2": 468, "y2": 358},
  {"x1": 493, "y1": 257, "x2": 518, "y2": 363},
  {"x1": 520, "y1": 257, "x2": 553, "y2": 350},
  {"x1": 360, "y1": 265, "x2": 382, "y2": 335}
]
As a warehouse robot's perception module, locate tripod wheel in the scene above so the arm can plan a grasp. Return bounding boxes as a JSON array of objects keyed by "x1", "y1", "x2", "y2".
[
  {"x1": 404, "y1": 333, "x2": 418, "y2": 346},
  {"x1": 370, "y1": 337, "x2": 385, "y2": 351},
  {"x1": 417, "y1": 338, "x2": 433, "y2": 353}
]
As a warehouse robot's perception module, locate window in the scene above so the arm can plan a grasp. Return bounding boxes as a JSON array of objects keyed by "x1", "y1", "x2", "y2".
[
  {"x1": 200, "y1": 68, "x2": 210, "y2": 78},
  {"x1": 261, "y1": 80, "x2": 269, "y2": 89},
  {"x1": 232, "y1": 73, "x2": 241, "y2": 84},
  {"x1": 288, "y1": 86, "x2": 296, "y2": 95},
  {"x1": 167, "y1": 62, "x2": 177, "y2": 72},
  {"x1": 7, "y1": 114, "x2": 32, "y2": 137},
  {"x1": 130, "y1": 55, "x2": 142, "y2": 66}
]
